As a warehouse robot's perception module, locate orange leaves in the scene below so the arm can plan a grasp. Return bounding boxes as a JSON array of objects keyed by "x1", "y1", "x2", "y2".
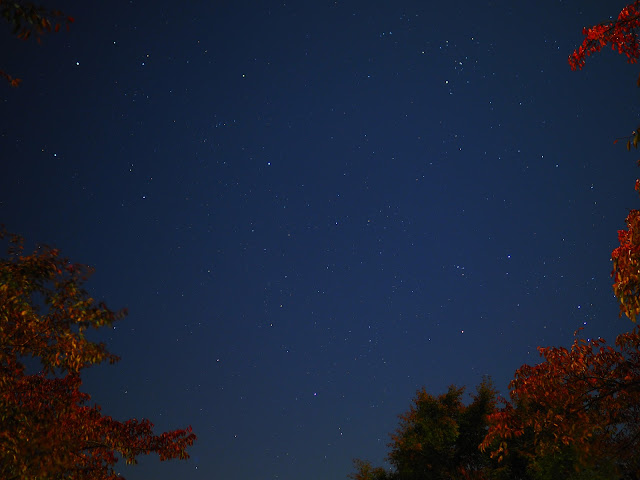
[
  {"x1": 611, "y1": 209, "x2": 640, "y2": 321},
  {"x1": 0, "y1": 233, "x2": 122, "y2": 375},
  {"x1": 611, "y1": 180, "x2": 640, "y2": 320},
  {"x1": 0, "y1": 229, "x2": 196, "y2": 478},
  {"x1": 483, "y1": 328, "x2": 640, "y2": 476},
  {"x1": 622, "y1": 128, "x2": 640, "y2": 151},
  {"x1": 0, "y1": 70, "x2": 21, "y2": 87}
]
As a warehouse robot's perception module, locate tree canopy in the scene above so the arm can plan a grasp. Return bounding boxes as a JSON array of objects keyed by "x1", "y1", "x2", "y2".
[
  {"x1": 612, "y1": 183, "x2": 640, "y2": 322},
  {"x1": 0, "y1": 229, "x2": 196, "y2": 479},
  {"x1": 349, "y1": 4, "x2": 640, "y2": 480},
  {"x1": 481, "y1": 328, "x2": 640, "y2": 479},
  {"x1": 349, "y1": 379, "x2": 499, "y2": 480}
]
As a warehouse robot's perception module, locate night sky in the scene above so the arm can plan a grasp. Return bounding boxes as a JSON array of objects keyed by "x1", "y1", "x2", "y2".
[{"x1": 2, "y1": 1, "x2": 639, "y2": 479}]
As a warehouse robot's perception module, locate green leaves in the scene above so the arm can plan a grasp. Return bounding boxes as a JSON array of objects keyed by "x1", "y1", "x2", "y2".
[{"x1": 351, "y1": 379, "x2": 499, "y2": 480}]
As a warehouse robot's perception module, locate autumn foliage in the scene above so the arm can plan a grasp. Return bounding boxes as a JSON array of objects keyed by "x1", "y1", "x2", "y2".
[
  {"x1": 0, "y1": 0, "x2": 74, "y2": 87},
  {"x1": 568, "y1": 1, "x2": 640, "y2": 323},
  {"x1": 612, "y1": 189, "x2": 640, "y2": 322},
  {"x1": 477, "y1": 4, "x2": 640, "y2": 476},
  {"x1": 568, "y1": 0, "x2": 640, "y2": 71},
  {"x1": 348, "y1": 4, "x2": 640, "y2": 480},
  {"x1": 0, "y1": 230, "x2": 196, "y2": 479},
  {"x1": 481, "y1": 328, "x2": 640, "y2": 478}
]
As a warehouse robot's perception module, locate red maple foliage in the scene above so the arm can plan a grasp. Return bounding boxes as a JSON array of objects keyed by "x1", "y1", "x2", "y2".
[
  {"x1": 569, "y1": 1, "x2": 640, "y2": 322},
  {"x1": 481, "y1": 7, "x2": 640, "y2": 474},
  {"x1": 612, "y1": 182, "x2": 640, "y2": 322},
  {"x1": 0, "y1": 230, "x2": 196, "y2": 479},
  {"x1": 481, "y1": 328, "x2": 640, "y2": 477},
  {"x1": 569, "y1": 1, "x2": 640, "y2": 71}
]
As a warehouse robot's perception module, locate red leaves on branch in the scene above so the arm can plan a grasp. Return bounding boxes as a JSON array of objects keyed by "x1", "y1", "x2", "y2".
[
  {"x1": 400, "y1": 6, "x2": 640, "y2": 477},
  {"x1": 0, "y1": 229, "x2": 196, "y2": 479},
  {"x1": 569, "y1": 2, "x2": 640, "y2": 322},
  {"x1": 481, "y1": 328, "x2": 640, "y2": 477},
  {"x1": 476, "y1": 5, "x2": 640, "y2": 475},
  {"x1": 612, "y1": 183, "x2": 640, "y2": 321},
  {"x1": 569, "y1": 1, "x2": 640, "y2": 70}
]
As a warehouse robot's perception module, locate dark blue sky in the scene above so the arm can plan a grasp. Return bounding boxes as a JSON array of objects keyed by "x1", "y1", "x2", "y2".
[{"x1": 2, "y1": 1, "x2": 639, "y2": 479}]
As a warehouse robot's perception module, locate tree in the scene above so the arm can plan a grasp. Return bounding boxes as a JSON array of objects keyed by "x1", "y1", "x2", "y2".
[
  {"x1": 0, "y1": 229, "x2": 196, "y2": 479},
  {"x1": 481, "y1": 328, "x2": 640, "y2": 479},
  {"x1": 612, "y1": 184, "x2": 640, "y2": 322},
  {"x1": 350, "y1": 7, "x2": 640, "y2": 480},
  {"x1": 350, "y1": 379, "x2": 499, "y2": 480},
  {"x1": 569, "y1": 1, "x2": 640, "y2": 322},
  {"x1": 568, "y1": 1, "x2": 640, "y2": 71},
  {"x1": 476, "y1": 5, "x2": 640, "y2": 477},
  {"x1": 0, "y1": 0, "x2": 74, "y2": 86},
  {"x1": 348, "y1": 459, "x2": 389, "y2": 480}
]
